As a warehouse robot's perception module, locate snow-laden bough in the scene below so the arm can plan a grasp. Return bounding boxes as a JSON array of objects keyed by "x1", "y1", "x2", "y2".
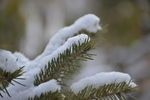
[
  {"x1": 71, "y1": 72, "x2": 137, "y2": 94},
  {"x1": 0, "y1": 14, "x2": 101, "y2": 100}
]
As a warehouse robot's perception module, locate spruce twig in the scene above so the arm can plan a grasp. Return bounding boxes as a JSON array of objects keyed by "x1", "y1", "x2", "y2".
[
  {"x1": 65, "y1": 81, "x2": 137, "y2": 100},
  {"x1": 34, "y1": 39, "x2": 94, "y2": 86},
  {"x1": 0, "y1": 67, "x2": 25, "y2": 97}
]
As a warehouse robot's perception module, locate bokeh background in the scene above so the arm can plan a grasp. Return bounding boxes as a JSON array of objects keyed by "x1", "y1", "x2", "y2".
[{"x1": 0, "y1": 0, "x2": 150, "y2": 100}]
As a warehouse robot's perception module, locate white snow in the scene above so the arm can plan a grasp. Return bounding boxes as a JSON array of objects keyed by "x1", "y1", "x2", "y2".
[
  {"x1": 29, "y1": 79, "x2": 61, "y2": 98},
  {"x1": 13, "y1": 52, "x2": 29, "y2": 67},
  {"x1": 24, "y1": 34, "x2": 89, "y2": 72},
  {"x1": 71, "y1": 72, "x2": 137, "y2": 94},
  {"x1": 17, "y1": 34, "x2": 90, "y2": 90},
  {"x1": 74, "y1": 14, "x2": 101, "y2": 33},
  {"x1": 35, "y1": 14, "x2": 101, "y2": 60},
  {"x1": 0, "y1": 50, "x2": 19, "y2": 72},
  {"x1": 0, "y1": 79, "x2": 60, "y2": 100}
]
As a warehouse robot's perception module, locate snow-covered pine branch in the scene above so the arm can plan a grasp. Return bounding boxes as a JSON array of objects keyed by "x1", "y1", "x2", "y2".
[
  {"x1": 0, "y1": 14, "x2": 137, "y2": 100},
  {"x1": 0, "y1": 50, "x2": 24, "y2": 97},
  {"x1": 68, "y1": 72, "x2": 137, "y2": 100},
  {"x1": 28, "y1": 79, "x2": 61, "y2": 100},
  {"x1": 71, "y1": 72, "x2": 136, "y2": 94},
  {"x1": 34, "y1": 34, "x2": 94, "y2": 86},
  {"x1": 35, "y1": 14, "x2": 101, "y2": 61}
]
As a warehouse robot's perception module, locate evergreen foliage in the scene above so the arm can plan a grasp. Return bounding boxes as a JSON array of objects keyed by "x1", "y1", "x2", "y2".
[
  {"x1": 0, "y1": 67, "x2": 24, "y2": 97},
  {"x1": 30, "y1": 39, "x2": 136, "y2": 100},
  {"x1": 34, "y1": 39, "x2": 94, "y2": 86},
  {"x1": 28, "y1": 91, "x2": 62, "y2": 100},
  {"x1": 65, "y1": 81, "x2": 137, "y2": 100},
  {"x1": 0, "y1": 14, "x2": 137, "y2": 100}
]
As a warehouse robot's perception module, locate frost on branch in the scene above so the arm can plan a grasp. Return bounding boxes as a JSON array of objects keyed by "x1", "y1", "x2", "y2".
[{"x1": 0, "y1": 14, "x2": 137, "y2": 100}]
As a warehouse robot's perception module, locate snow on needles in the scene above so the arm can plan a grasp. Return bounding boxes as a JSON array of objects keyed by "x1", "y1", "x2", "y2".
[
  {"x1": 29, "y1": 79, "x2": 61, "y2": 98},
  {"x1": 0, "y1": 50, "x2": 19, "y2": 72},
  {"x1": 1, "y1": 79, "x2": 60, "y2": 100},
  {"x1": 0, "y1": 13, "x2": 137, "y2": 100},
  {"x1": 1, "y1": 34, "x2": 89, "y2": 100},
  {"x1": 21, "y1": 34, "x2": 89, "y2": 87},
  {"x1": 71, "y1": 72, "x2": 137, "y2": 94},
  {"x1": 24, "y1": 34, "x2": 89, "y2": 72},
  {"x1": 36, "y1": 14, "x2": 101, "y2": 60}
]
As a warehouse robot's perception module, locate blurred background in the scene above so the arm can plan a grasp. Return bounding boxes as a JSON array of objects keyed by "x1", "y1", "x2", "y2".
[{"x1": 0, "y1": 0, "x2": 150, "y2": 100}]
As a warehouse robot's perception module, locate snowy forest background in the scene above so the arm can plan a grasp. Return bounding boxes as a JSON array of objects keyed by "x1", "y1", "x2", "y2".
[{"x1": 0, "y1": 0, "x2": 150, "y2": 100}]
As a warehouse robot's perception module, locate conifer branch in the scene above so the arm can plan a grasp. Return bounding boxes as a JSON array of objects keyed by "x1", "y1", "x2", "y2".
[
  {"x1": 0, "y1": 14, "x2": 137, "y2": 100},
  {"x1": 28, "y1": 91, "x2": 62, "y2": 100},
  {"x1": 0, "y1": 67, "x2": 24, "y2": 97},
  {"x1": 34, "y1": 39, "x2": 94, "y2": 86},
  {"x1": 65, "y1": 81, "x2": 137, "y2": 100}
]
